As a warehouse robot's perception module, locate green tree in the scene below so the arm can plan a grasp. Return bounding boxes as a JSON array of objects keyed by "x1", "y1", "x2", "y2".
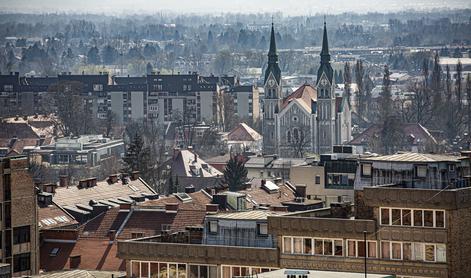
[
  {"x1": 87, "y1": 46, "x2": 100, "y2": 65},
  {"x1": 223, "y1": 155, "x2": 248, "y2": 192},
  {"x1": 123, "y1": 132, "x2": 152, "y2": 177},
  {"x1": 379, "y1": 65, "x2": 392, "y2": 123}
]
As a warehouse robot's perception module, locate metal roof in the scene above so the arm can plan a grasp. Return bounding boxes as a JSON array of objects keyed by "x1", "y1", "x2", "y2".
[{"x1": 362, "y1": 152, "x2": 461, "y2": 163}]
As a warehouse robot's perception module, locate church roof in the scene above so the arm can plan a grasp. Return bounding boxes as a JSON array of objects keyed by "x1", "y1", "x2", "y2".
[
  {"x1": 228, "y1": 123, "x2": 262, "y2": 142},
  {"x1": 281, "y1": 84, "x2": 317, "y2": 113}
]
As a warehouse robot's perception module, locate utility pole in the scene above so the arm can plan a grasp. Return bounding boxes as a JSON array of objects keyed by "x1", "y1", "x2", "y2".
[{"x1": 364, "y1": 230, "x2": 367, "y2": 278}]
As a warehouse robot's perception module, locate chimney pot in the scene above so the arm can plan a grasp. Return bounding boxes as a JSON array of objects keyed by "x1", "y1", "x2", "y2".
[{"x1": 206, "y1": 204, "x2": 219, "y2": 213}]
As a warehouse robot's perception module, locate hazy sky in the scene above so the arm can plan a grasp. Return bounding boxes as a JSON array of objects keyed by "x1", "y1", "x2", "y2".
[{"x1": 0, "y1": 0, "x2": 469, "y2": 15}]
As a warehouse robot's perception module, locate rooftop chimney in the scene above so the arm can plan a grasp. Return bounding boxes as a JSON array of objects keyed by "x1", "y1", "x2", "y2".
[
  {"x1": 206, "y1": 204, "x2": 219, "y2": 213},
  {"x1": 131, "y1": 171, "x2": 140, "y2": 181},
  {"x1": 185, "y1": 185, "x2": 195, "y2": 194},
  {"x1": 59, "y1": 175, "x2": 69, "y2": 187},
  {"x1": 108, "y1": 174, "x2": 118, "y2": 184},
  {"x1": 165, "y1": 203, "x2": 179, "y2": 212}
]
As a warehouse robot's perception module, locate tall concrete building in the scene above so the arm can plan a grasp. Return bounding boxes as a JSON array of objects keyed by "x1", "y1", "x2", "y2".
[{"x1": 0, "y1": 156, "x2": 39, "y2": 276}]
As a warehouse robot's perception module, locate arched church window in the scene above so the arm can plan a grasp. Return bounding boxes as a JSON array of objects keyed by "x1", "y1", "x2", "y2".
[
  {"x1": 287, "y1": 131, "x2": 291, "y2": 143},
  {"x1": 293, "y1": 128, "x2": 300, "y2": 142}
]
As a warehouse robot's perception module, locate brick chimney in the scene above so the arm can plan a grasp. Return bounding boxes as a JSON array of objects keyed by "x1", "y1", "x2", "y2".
[
  {"x1": 131, "y1": 171, "x2": 140, "y2": 181},
  {"x1": 108, "y1": 174, "x2": 118, "y2": 184},
  {"x1": 59, "y1": 175, "x2": 68, "y2": 187},
  {"x1": 206, "y1": 204, "x2": 219, "y2": 213},
  {"x1": 270, "y1": 205, "x2": 288, "y2": 212},
  {"x1": 165, "y1": 203, "x2": 179, "y2": 212}
]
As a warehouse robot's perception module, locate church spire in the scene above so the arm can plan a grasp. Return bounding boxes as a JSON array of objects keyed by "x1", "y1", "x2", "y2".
[
  {"x1": 265, "y1": 21, "x2": 281, "y2": 84},
  {"x1": 316, "y1": 19, "x2": 333, "y2": 85},
  {"x1": 320, "y1": 19, "x2": 330, "y2": 63}
]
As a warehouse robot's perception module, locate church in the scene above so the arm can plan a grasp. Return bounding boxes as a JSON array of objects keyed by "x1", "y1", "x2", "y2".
[{"x1": 262, "y1": 22, "x2": 351, "y2": 157}]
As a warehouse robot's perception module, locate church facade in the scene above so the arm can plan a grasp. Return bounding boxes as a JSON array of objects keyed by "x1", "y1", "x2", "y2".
[{"x1": 262, "y1": 22, "x2": 351, "y2": 157}]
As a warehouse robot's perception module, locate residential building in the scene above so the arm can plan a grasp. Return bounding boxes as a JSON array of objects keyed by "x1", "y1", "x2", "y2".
[
  {"x1": 230, "y1": 85, "x2": 260, "y2": 123},
  {"x1": 118, "y1": 183, "x2": 471, "y2": 277},
  {"x1": 226, "y1": 123, "x2": 262, "y2": 153},
  {"x1": 290, "y1": 146, "x2": 359, "y2": 206},
  {"x1": 0, "y1": 156, "x2": 39, "y2": 276},
  {"x1": 0, "y1": 115, "x2": 55, "y2": 157},
  {"x1": 262, "y1": 22, "x2": 351, "y2": 157},
  {"x1": 350, "y1": 123, "x2": 439, "y2": 154},
  {"x1": 245, "y1": 155, "x2": 306, "y2": 179},
  {"x1": 159, "y1": 149, "x2": 223, "y2": 192},
  {"x1": 354, "y1": 152, "x2": 469, "y2": 190}
]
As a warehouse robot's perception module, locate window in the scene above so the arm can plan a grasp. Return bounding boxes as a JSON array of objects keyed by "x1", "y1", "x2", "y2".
[
  {"x1": 381, "y1": 242, "x2": 390, "y2": 259},
  {"x1": 402, "y1": 209, "x2": 411, "y2": 226},
  {"x1": 208, "y1": 221, "x2": 218, "y2": 234},
  {"x1": 368, "y1": 241, "x2": 377, "y2": 258},
  {"x1": 13, "y1": 226, "x2": 30, "y2": 244},
  {"x1": 381, "y1": 208, "x2": 445, "y2": 228},
  {"x1": 380, "y1": 208, "x2": 390, "y2": 225},
  {"x1": 49, "y1": 248, "x2": 60, "y2": 257},
  {"x1": 13, "y1": 253, "x2": 30, "y2": 273},
  {"x1": 391, "y1": 242, "x2": 402, "y2": 260},
  {"x1": 314, "y1": 239, "x2": 323, "y2": 255},
  {"x1": 425, "y1": 244, "x2": 435, "y2": 262},
  {"x1": 283, "y1": 237, "x2": 292, "y2": 253},
  {"x1": 403, "y1": 242, "x2": 412, "y2": 260},
  {"x1": 347, "y1": 240, "x2": 376, "y2": 258},
  {"x1": 334, "y1": 240, "x2": 343, "y2": 256},
  {"x1": 304, "y1": 238, "x2": 312, "y2": 255},
  {"x1": 131, "y1": 232, "x2": 144, "y2": 239},
  {"x1": 424, "y1": 210, "x2": 434, "y2": 227},
  {"x1": 315, "y1": 175, "x2": 321, "y2": 184},
  {"x1": 93, "y1": 84, "x2": 103, "y2": 91},
  {"x1": 361, "y1": 164, "x2": 372, "y2": 177},
  {"x1": 3, "y1": 85, "x2": 13, "y2": 92},
  {"x1": 293, "y1": 238, "x2": 303, "y2": 254},
  {"x1": 416, "y1": 165, "x2": 427, "y2": 178},
  {"x1": 435, "y1": 211, "x2": 445, "y2": 228},
  {"x1": 323, "y1": 240, "x2": 333, "y2": 256},
  {"x1": 436, "y1": 244, "x2": 446, "y2": 262},
  {"x1": 257, "y1": 223, "x2": 268, "y2": 236}
]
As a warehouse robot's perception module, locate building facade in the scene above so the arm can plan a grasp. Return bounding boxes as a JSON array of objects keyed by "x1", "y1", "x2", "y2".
[
  {"x1": 0, "y1": 156, "x2": 39, "y2": 276},
  {"x1": 262, "y1": 22, "x2": 351, "y2": 157}
]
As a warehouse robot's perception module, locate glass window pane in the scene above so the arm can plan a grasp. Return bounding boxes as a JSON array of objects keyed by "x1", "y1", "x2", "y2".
[
  {"x1": 357, "y1": 241, "x2": 366, "y2": 257},
  {"x1": 304, "y1": 238, "x2": 312, "y2": 254},
  {"x1": 150, "y1": 263, "x2": 159, "y2": 278},
  {"x1": 209, "y1": 266, "x2": 217, "y2": 278},
  {"x1": 414, "y1": 243, "x2": 424, "y2": 261},
  {"x1": 403, "y1": 243, "x2": 412, "y2": 260},
  {"x1": 324, "y1": 240, "x2": 333, "y2": 256},
  {"x1": 435, "y1": 211, "x2": 445, "y2": 228},
  {"x1": 169, "y1": 264, "x2": 177, "y2": 278},
  {"x1": 392, "y1": 209, "x2": 401, "y2": 225},
  {"x1": 425, "y1": 244, "x2": 435, "y2": 261},
  {"x1": 381, "y1": 208, "x2": 390, "y2": 225},
  {"x1": 334, "y1": 240, "x2": 343, "y2": 256},
  {"x1": 424, "y1": 210, "x2": 434, "y2": 227},
  {"x1": 315, "y1": 239, "x2": 323, "y2": 255},
  {"x1": 240, "y1": 267, "x2": 249, "y2": 276},
  {"x1": 368, "y1": 242, "x2": 377, "y2": 258},
  {"x1": 414, "y1": 210, "x2": 423, "y2": 226},
  {"x1": 293, "y1": 238, "x2": 303, "y2": 254},
  {"x1": 178, "y1": 264, "x2": 186, "y2": 278},
  {"x1": 436, "y1": 244, "x2": 446, "y2": 262},
  {"x1": 132, "y1": 261, "x2": 140, "y2": 278},
  {"x1": 392, "y1": 242, "x2": 402, "y2": 259},
  {"x1": 200, "y1": 265, "x2": 208, "y2": 278},
  {"x1": 402, "y1": 209, "x2": 411, "y2": 226},
  {"x1": 189, "y1": 265, "x2": 198, "y2": 278},
  {"x1": 381, "y1": 242, "x2": 390, "y2": 259},
  {"x1": 222, "y1": 266, "x2": 231, "y2": 278},
  {"x1": 347, "y1": 240, "x2": 356, "y2": 257},
  {"x1": 159, "y1": 263, "x2": 168, "y2": 278},
  {"x1": 141, "y1": 262, "x2": 149, "y2": 277},
  {"x1": 232, "y1": 267, "x2": 240, "y2": 277},
  {"x1": 283, "y1": 237, "x2": 292, "y2": 253}
]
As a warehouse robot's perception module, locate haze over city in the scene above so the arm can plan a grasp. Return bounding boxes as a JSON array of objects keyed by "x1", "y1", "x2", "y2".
[{"x1": 1, "y1": 0, "x2": 470, "y2": 15}]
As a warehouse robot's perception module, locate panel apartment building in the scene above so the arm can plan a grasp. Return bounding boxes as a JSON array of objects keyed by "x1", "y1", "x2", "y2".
[
  {"x1": 0, "y1": 72, "x2": 259, "y2": 126},
  {"x1": 0, "y1": 156, "x2": 39, "y2": 276}
]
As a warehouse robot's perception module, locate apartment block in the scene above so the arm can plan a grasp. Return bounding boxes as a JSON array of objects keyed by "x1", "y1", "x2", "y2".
[{"x1": 0, "y1": 156, "x2": 39, "y2": 276}]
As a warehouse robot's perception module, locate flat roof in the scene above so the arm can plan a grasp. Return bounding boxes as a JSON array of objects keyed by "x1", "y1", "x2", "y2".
[
  {"x1": 362, "y1": 152, "x2": 461, "y2": 163},
  {"x1": 257, "y1": 269, "x2": 394, "y2": 278}
]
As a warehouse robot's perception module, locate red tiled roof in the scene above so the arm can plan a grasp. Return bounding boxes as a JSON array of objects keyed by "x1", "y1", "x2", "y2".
[
  {"x1": 349, "y1": 123, "x2": 438, "y2": 145},
  {"x1": 0, "y1": 122, "x2": 39, "y2": 139},
  {"x1": 39, "y1": 204, "x2": 78, "y2": 230},
  {"x1": 79, "y1": 207, "x2": 128, "y2": 239},
  {"x1": 281, "y1": 84, "x2": 317, "y2": 111},
  {"x1": 40, "y1": 240, "x2": 125, "y2": 272},
  {"x1": 239, "y1": 179, "x2": 296, "y2": 208},
  {"x1": 141, "y1": 190, "x2": 212, "y2": 210},
  {"x1": 227, "y1": 123, "x2": 262, "y2": 142}
]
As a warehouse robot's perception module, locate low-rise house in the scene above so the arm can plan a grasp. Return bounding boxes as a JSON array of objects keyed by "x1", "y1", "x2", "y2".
[
  {"x1": 159, "y1": 149, "x2": 223, "y2": 192},
  {"x1": 226, "y1": 123, "x2": 262, "y2": 153},
  {"x1": 350, "y1": 123, "x2": 439, "y2": 154}
]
